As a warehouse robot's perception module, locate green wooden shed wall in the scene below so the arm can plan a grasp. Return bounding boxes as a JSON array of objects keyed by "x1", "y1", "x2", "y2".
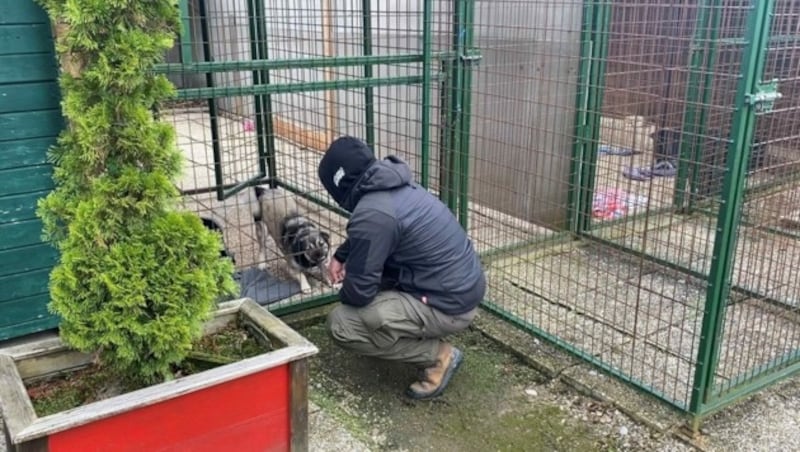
[{"x1": 0, "y1": 0, "x2": 63, "y2": 340}]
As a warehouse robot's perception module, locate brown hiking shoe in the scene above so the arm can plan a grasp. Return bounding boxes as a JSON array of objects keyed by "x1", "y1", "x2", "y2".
[{"x1": 406, "y1": 342, "x2": 464, "y2": 400}]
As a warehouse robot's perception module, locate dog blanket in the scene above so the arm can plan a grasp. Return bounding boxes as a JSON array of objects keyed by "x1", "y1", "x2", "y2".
[{"x1": 234, "y1": 267, "x2": 302, "y2": 306}]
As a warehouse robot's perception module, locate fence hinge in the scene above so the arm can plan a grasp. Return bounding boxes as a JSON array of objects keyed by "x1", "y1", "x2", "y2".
[
  {"x1": 460, "y1": 48, "x2": 483, "y2": 66},
  {"x1": 745, "y1": 79, "x2": 782, "y2": 112}
]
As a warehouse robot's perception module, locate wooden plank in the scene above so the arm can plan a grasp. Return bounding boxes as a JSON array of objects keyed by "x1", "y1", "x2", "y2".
[
  {"x1": 0, "y1": 137, "x2": 55, "y2": 171},
  {"x1": 0, "y1": 165, "x2": 53, "y2": 197},
  {"x1": 0, "y1": 355, "x2": 38, "y2": 449},
  {"x1": 0, "y1": 267, "x2": 50, "y2": 303},
  {"x1": 290, "y1": 359, "x2": 310, "y2": 452},
  {"x1": 13, "y1": 435, "x2": 49, "y2": 452},
  {"x1": 0, "y1": 82, "x2": 60, "y2": 114},
  {"x1": 779, "y1": 210, "x2": 800, "y2": 229},
  {"x1": 0, "y1": 1, "x2": 49, "y2": 25},
  {"x1": 0, "y1": 190, "x2": 50, "y2": 224},
  {"x1": 273, "y1": 117, "x2": 328, "y2": 153},
  {"x1": 241, "y1": 299, "x2": 319, "y2": 349},
  {"x1": 0, "y1": 294, "x2": 51, "y2": 328},
  {"x1": 0, "y1": 243, "x2": 58, "y2": 277},
  {"x1": 0, "y1": 53, "x2": 57, "y2": 84},
  {"x1": 0, "y1": 219, "x2": 47, "y2": 251},
  {"x1": 0, "y1": 109, "x2": 63, "y2": 142},
  {"x1": 0, "y1": 24, "x2": 53, "y2": 55},
  {"x1": 9, "y1": 336, "x2": 91, "y2": 381}
]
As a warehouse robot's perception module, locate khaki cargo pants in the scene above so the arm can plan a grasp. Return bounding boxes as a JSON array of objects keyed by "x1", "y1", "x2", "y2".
[{"x1": 326, "y1": 290, "x2": 478, "y2": 367}]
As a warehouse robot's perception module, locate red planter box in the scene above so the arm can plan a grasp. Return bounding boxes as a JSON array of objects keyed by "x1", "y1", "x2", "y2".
[{"x1": 0, "y1": 299, "x2": 317, "y2": 452}]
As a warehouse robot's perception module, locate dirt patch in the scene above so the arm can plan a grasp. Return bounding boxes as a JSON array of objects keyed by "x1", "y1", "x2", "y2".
[{"x1": 300, "y1": 321, "x2": 666, "y2": 451}]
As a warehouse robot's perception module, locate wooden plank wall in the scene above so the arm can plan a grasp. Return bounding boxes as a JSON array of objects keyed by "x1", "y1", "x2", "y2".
[{"x1": 0, "y1": 0, "x2": 63, "y2": 341}]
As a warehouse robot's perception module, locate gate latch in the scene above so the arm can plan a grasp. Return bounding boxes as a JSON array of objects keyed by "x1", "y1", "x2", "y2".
[
  {"x1": 460, "y1": 48, "x2": 483, "y2": 66},
  {"x1": 745, "y1": 79, "x2": 782, "y2": 112}
]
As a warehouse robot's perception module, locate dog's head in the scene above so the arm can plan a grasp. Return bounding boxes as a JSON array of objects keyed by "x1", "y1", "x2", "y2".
[{"x1": 292, "y1": 230, "x2": 331, "y2": 267}]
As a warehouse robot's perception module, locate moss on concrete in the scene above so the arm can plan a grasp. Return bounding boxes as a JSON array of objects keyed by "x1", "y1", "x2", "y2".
[{"x1": 300, "y1": 321, "x2": 618, "y2": 451}]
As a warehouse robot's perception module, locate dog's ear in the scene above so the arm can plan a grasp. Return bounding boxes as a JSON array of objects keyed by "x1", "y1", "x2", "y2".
[
  {"x1": 250, "y1": 187, "x2": 263, "y2": 221},
  {"x1": 254, "y1": 185, "x2": 267, "y2": 198}
]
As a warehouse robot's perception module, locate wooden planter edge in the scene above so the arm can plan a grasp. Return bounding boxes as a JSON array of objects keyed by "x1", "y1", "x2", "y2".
[{"x1": 0, "y1": 298, "x2": 318, "y2": 447}]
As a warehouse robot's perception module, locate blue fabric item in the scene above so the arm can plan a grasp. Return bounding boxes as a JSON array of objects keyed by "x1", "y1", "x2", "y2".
[
  {"x1": 234, "y1": 267, "x2": 301, "y2": 306},
  {"x1": 598, "y1": 144, "x2": 637, "y2": 156}
]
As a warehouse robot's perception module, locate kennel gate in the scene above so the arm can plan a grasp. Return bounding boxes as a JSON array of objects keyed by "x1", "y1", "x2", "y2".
[
  {"x1": 155, "y1": 0, "x2": 800, "y2": 424},
  {"x1": 155, "y1": 0, "x2": 481, "y2": 309},
  {"x1": 564, "y1": 0, "x2": 800, "y2": 422}
]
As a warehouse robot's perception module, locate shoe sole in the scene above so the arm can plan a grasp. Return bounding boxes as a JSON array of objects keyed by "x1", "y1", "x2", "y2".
[{"x1": 405, "y1": 347, "x2": 464, "y2": 400}]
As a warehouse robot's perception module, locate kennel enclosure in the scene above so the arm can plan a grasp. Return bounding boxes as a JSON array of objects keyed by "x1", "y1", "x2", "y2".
[{"x1": 1, "y1": 0, "x2": 799, "y2": 426}]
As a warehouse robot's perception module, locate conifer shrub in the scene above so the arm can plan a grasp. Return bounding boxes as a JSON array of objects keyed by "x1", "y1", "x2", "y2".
[{"x1": 36, "y1": 0, "x2": 237, "y2": 385}]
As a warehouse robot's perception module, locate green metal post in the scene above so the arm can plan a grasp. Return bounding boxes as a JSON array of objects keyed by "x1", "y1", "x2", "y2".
[
  {"x1": 434, "y1": 0, "x2": 466, "y2": 212},
  {"x1": 254, "y1": 0, "x2": 278, "y2": 187},
  {"x1": 568, "y1": 0, "x2": 596, "y2": 234},
  {"x1": 437, "y1": 58, "x2": 453, "y2": 205},
  {"x1": 577, "y1": 0, "x2": 611, "y2": 232},
  {"x1": 362, "y1": 0, "x2": 376, "y2": 149},
  {"x1": 420, "y1": 0, "x2": 433, "y2": 188},
  {"x1": 688, "y1": 2, "x2": 725, "y2": 210},
  {"x1": 673, "y1": 0, "x2": 722, "y2": 211},
  {"x1": 248, "y1": 0, "x2": 268, "y2": 185},
  {"x1": 689, "y1": 0, "x2": 775, "y2": 416},
  {"x1": 445, "y1": 0, "x2": 467, "y2": 215},
  {"x1": 673, "y1": 2, "x2": 708, "y2": 210},
  {"x1": 178, "y1": 0, "x2": 193, "y2": 64},
  {"x1": 456, "y1": 0, "x2": 477, "y2": 228},
  {"x1": 197, "y1": 0, "x2": 224, "y2": 201}
]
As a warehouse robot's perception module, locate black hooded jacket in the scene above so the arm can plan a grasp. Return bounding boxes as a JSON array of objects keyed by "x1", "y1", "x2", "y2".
[{"x1": 318, "y1": 136, "x2": 486, "y2": 315}]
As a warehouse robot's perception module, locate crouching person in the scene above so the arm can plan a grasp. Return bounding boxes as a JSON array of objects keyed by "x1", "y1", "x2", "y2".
[{"x1": 317, "y1": 136, "x2": 486, "y2": 400}]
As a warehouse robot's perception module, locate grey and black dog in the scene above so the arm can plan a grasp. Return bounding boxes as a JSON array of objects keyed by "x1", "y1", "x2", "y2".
[{"x1": 252, "y1": 185, "x2": 331, "y2": 293}]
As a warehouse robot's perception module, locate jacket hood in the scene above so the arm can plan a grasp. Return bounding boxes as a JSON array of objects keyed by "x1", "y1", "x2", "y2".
[{"x1": 318, "y1": 136, "x2": 412, "y2": 211}]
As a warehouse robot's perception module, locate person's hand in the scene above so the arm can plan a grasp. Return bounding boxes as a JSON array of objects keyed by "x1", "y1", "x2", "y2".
[{"x1": 329, "y1": 257, "x2": 345, "y2": 284}]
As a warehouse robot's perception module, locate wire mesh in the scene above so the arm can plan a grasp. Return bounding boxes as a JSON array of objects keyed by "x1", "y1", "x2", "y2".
[
  {"x1": 465, "y1": 0, "x2": 800, "y2": 413},
  {"x1": 465, "y1": 0, "x2": 714, "y2": 409},
  {"x1": 712, "y1": 0, "x2": 800, "y2": 398},
  {"x1": 159, "y1": 0, "x2": 432, "y2": 310},
  {"x1": 152, "y1": 0, "x2": 800, "y2": 416}
]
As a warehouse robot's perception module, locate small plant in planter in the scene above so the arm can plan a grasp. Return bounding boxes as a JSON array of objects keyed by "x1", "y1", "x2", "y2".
[
  {"x1": 0, "y1": 1, "x2": 318, "y2": 451},
  {"x1": 36, "y1": 0, "x2": 237, "y2": 385}
]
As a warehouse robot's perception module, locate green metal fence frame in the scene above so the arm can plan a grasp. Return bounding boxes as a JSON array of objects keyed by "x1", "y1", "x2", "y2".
[
  {"x1": 568, "y1": 0, "x2": 612, "y2": 235},
  {"x1": 159, "y1": 0, "x2": 800, "y2": 427},
  {"x1": 690, "y1": 0, "x2": 788, "y2": 422},
  {"x1": 561, "y1": 0, "x2": 800, "y2": 425},
  {"x1": 673, "y1": 0, "x2": 723, "y2": 212},
  {"x1": 156, "y1": 0, "x2": 479, "y2": 315}
]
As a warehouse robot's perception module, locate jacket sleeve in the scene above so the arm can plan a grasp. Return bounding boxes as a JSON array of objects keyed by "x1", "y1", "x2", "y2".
[
  {"x1": 338, "y1": 209, "x2": 399, "y2": 307},
  {"x1": 333, "y1": 239, "x2": 350, "y2": 263}
]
